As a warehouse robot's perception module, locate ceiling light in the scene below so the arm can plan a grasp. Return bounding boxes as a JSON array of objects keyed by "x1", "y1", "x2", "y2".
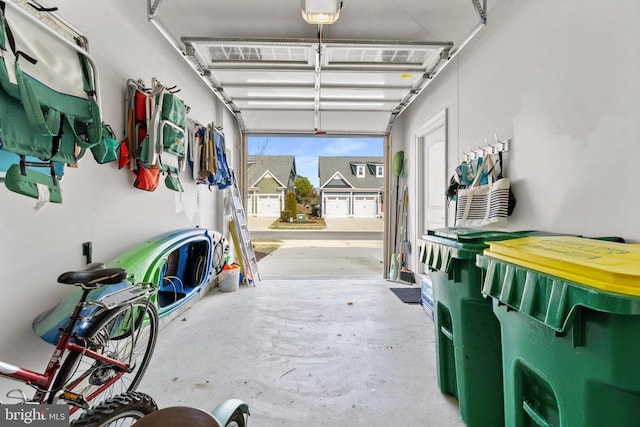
[{"x1": 301, "y1": 0, "x2": 342, "y2": 25}]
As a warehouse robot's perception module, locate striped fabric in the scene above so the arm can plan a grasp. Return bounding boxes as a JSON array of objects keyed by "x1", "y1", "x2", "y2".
[{"x1": 455, "y1": 178, "x2": 511, "y2": 228}]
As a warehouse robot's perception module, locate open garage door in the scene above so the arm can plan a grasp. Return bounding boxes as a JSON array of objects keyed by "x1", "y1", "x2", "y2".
[
  {"x1": 256, "y1": 194, "x2": 281, "y2": 216},
  {"x1": 324, "y1": 195, "x2": 350, "y2": 217},
  {"x1": 353, "y1": 195, "x2": 378, "y2": 218}
]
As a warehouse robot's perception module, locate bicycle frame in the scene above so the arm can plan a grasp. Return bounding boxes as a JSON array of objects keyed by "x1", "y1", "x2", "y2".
[{"x1": 0, "y1": 283, "x2": 156, "y2": 414}]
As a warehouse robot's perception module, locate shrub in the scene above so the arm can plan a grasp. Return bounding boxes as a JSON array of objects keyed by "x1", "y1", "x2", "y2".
[
  {"x1": 280, "y1": 210, "x2": 293, "y2": 222},
  {"x1": 285, "y1": 192, "x2": 297, "y2": 215}
]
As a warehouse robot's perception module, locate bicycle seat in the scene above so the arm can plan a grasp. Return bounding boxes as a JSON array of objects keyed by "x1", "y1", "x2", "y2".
[
  {"x1": 133, "y1": 406, "x2": 223, "y2": 427},
  {"x1": 57, "y1": 264, "x2": 128, "y2": 287}
]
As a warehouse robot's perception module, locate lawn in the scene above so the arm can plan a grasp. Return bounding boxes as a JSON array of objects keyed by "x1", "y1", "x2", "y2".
[
  {"x1": 252, "y1": 239, "x2": 283, "y2": 261},
  {"x1": 269, "y1": 217, "x2": 327, "y2": 230}
]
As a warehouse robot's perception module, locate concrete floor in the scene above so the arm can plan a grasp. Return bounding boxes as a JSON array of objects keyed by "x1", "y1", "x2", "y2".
[{"x1": 141, "y1": 221, "x2": 464, "y2": 426}]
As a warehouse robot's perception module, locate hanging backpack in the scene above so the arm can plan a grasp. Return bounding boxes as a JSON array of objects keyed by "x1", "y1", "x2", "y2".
[
  {"x1": 0, "y1": 1, "x2": 102, "y2": 162},
  {"x1": 0, "y1": 2, "x2": 113, "y2": 203},
  {"x1": 209, "y1": 126, "x2": 232, "y2": 190},
  {"x1": 149, "y1": 79, "x2": 187, "y2": 192}
]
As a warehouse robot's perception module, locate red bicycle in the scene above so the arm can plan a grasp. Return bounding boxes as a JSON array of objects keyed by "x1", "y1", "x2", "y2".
[{"x1": 0, "y1": 263, "x2": 159, "y2": 417}]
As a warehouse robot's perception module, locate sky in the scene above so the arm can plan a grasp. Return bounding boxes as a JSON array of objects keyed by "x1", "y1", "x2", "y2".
[{"x1": 248, "y1": 136, "x2": 384, "y2": 187}]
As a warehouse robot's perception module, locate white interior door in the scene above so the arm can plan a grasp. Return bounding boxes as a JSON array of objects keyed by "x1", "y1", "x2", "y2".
[
  {"x1": 415, "y1": 109, "x2": 447, "y2": 273},
  {"x1": 424, "y1": 128, "x2": 446, "y2": 231}
]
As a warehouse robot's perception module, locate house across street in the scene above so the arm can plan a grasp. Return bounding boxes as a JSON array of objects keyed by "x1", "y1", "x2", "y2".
[
  {"x1": 318, "y1": 156, "x2": 384, "y2": 218},
  {"x1": 247, "y1": 155, "x2": 385, "y2": 219},
  {"x1": 246, "y1": 155, "x2": 296, "y2": 217}
]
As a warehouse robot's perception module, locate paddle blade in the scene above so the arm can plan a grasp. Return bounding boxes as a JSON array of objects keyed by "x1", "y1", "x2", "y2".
[
  {"x1": 393, "y1": 151, "x2": 405, "y2": 177},
  {"x1": 389, "y1": 255, "x2": 399, "y2": 280}
]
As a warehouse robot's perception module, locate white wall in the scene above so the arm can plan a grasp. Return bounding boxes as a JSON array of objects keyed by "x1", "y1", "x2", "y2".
[
  {"x1": 0, "y1": 0, "x2": 238, "y2": 396},
  {"x1": 393, "y1": 0, "x2": 640, "y2": 272}
]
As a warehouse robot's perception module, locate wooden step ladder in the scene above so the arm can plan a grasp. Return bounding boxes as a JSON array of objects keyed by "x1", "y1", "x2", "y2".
[{"x1": 228, "y1": 172, "x2": 260, "y2": 285}]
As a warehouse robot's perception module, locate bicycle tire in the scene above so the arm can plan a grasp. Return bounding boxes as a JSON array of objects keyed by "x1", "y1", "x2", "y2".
[
  {"x1": 70, "y1": 391, "x2": 157, "y2": 427},
  {"x1": 49, "y1": 300, "x2": 158, "y2": 409}
]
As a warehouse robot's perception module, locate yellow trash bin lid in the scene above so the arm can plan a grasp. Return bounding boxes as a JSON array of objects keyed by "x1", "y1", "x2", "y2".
[{"x1": 483, "y1": 236, "x2": 640, "y2": 296}]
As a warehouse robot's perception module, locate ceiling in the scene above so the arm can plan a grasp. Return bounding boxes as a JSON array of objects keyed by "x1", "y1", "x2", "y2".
[{"x1": 148, "y1": 0, "x2": 488, "y2": 136}]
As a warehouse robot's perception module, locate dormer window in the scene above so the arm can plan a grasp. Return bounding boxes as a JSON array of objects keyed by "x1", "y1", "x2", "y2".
[
  {"x1": 356, "y1": 165, "x2": 365, "y2": 177},
  {"x1": 376, "y1": 165, "x2": 384, "y2": 177}
]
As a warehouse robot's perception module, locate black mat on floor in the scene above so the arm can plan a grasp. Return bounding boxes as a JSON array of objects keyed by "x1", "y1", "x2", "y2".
[{"x1": 390, "y1": 287, "x2": 421, "y2": 304}]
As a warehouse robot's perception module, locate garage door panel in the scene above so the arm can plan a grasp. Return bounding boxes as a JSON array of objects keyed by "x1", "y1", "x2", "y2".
[
  {"x1": 353, "y1": 196, "x2": 378, "y2": 218},
  {"x1": 257, "y1": 194, "x2": 281, "y2": 216},
  {"x1": 324, "y1": 195, "x2": 349, "y2": 217}
]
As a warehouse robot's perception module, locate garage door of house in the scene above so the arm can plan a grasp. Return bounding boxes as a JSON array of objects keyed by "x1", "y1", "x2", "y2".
[
  {"x1": 324, "y1": 196, "x2": 350, "y2": 217},
  {"x1": 256, "y1": 194, "x2": 281, "y2": 216},
  {"x1": 353, "y1": 195, "x2": 378, "y2": 218}
]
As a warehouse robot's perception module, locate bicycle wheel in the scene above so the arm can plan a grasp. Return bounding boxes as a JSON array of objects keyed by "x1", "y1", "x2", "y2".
[
  {"x1": 49, "y1": 300, "x2": 158, "y2": 409},
  {"x1": 70, "y1": 391, "x2": 157, "y2": 427}
]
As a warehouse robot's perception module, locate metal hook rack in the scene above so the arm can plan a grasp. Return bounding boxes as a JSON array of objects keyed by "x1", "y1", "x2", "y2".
[{"x1": 462, "y1": 134, "x2": 510, "y2": 162}]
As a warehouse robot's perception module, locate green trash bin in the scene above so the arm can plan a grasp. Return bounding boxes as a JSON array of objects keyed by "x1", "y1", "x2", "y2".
[
  {"x1": 477, "y1": 235, "x2": 640, "y2": 427},
  {"x1": 422, "y1": 227, "x2": 529, "y2": 427}
]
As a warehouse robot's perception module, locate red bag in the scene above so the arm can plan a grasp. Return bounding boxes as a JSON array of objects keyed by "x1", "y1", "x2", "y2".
[
  {"x1": 135, "y1": 91, "x2": 148, "y2": 122},
  {"x1": 133, "y1": 161, "x2": 160, "y2": 191},
  {"x1": 137, "y1": 127, "x2": 147, "y2": 145},
  {"x1": 118, "y1": 139, "x2": 130, "y2": 169}
]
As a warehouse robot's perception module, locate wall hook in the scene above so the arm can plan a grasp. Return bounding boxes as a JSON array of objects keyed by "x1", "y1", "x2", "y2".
[
  {"x1": 82, "y1": 241, "x2": 92, "y2": 265},
  {"x1": 492, "y1": 134, "x2": 510, "y2": 152}
]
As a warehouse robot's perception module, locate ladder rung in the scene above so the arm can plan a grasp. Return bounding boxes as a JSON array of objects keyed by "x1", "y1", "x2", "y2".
[{"x1": 228, "y1": 174, "x2": 259, "y2": 285}]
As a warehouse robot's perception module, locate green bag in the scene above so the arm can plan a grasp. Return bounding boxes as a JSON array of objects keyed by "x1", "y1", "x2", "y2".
[
  {"x1": 159, "y1": 151, "x2": 182, "y2": 192},
  {"x1": 161, "y1": 123, "x2": 185, "y2": 158},
  {"x1": 161, "y1": 93, "x2": 187, "y2": 127},
  {"x1": 164, "y1": 172, "x2": 184, "y2": 192},
  {"x1": 4, "y1": 161, "x2": 62, "y2": 203},
  {"x1": 137, "y1": 135, "x2": 154, "y2": 167},
  {"x1": 90, "y1": 123, "x2": 119, "y2": 164},
  {"x1": 0, "y1": 2, "x2": 101, "y2": 161},
  {"x1": 0, "y1": 88, "x2": 76, "y2": 163}
]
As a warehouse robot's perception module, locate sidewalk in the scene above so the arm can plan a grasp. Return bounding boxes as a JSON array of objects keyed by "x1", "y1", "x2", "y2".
[{"x1": 248, "y1": 216, "x2": 384, "y2": 232}]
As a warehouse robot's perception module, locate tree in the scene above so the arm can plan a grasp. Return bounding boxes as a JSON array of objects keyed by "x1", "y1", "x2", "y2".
[
  {"x1": 285, "y1": 191, "x2": 297, "y2": 215},
  {"x1": 294, "y1": 176, "x2": 314, "y2": 202}
]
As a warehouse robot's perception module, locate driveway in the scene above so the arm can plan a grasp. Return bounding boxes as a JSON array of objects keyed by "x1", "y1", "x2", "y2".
[
  {"x1": 248, "y1": 217, "x2": 385, "y2": 280},
  {"x1": 248, "y1": 216, "x2": 383, "y2": 232},
  {"x1": 251, "y1": 230, "x2": 382, "y2": 241}
]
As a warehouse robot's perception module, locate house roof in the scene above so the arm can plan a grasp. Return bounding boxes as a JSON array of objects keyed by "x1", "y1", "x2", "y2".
[
  {"x1": 318, "y1": 156, "x2": 384, "y2": 190},
  {"x1": 247, "y1": 155, "x2": 296, "y2": 188}
]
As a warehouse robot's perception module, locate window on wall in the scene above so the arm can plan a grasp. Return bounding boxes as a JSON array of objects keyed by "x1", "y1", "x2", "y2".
[
  {"x1": 356, "y1": 165, "x2": 365, "y2": 177},
  {"x1": 376, "y1": 165, "x2": 384, "y2": 177}
]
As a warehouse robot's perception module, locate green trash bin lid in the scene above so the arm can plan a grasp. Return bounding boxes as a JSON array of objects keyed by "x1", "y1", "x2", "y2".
[
  {"x1": 478, "y1": 236, "x2": 640, "y2": 331},
  {"x1": 422, "y1": 227, "x2": 532, "y2": 272},
  {"x1": 483, "y1": 236, "x2": 640, "y2": 296}
]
